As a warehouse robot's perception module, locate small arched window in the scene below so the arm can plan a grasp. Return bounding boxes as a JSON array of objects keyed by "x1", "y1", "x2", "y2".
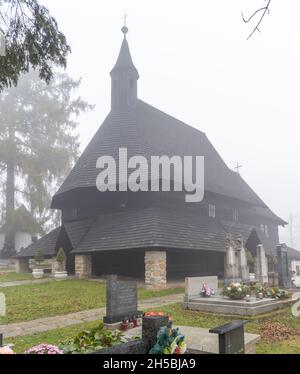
[{"x1": 209, "y1": 204, "x2": 216, "y2": 218}]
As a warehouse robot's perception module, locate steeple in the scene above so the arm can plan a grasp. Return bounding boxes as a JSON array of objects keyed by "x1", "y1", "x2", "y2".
[{"x1": 110, "y1": 22, "x2": 139, "y2": 110}]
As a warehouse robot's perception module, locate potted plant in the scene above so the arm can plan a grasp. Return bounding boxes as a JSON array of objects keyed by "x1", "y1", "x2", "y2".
[
  {"x1": 54, "y1": 248, "x2": 68, "y2": 280},
  {"x1": 32, "y1": 249, "x2": 45, "y2": 279}
]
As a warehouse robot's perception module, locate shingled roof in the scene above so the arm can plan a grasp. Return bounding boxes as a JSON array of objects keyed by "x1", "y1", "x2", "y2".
[
  {"x1": 287, "y1": 246, "x2": 300, "y2": 261},
  {"x1": 50, "y1": 27, "x2": 285, "y2": 229},
  {"x1": 73, "y1": 206, "x2": 227, "y2": 254},
  {"x1": 64, "y1": 219, "x2": 94, "y2": 248},
  {"x1": 15, "y1": 227, "x2": 61, "y2": 258},
  {"x1": 15, "y1": 207, "x2": 280, "y2": 259},
  {"x1": 221, "y1": 220, "x2": 277, "y2": 255},
  {"x1": 52, "y1": 100, "x2": 280, "y2": 216}
]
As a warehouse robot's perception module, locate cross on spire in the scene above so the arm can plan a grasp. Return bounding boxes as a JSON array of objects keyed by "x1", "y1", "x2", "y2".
[
  {"x1": 121, "y1": 11, "x2": 129, "y2": 37},
  {"x1": 235, "y1": 162, "x2": 243, "y2": 175},
  {"x1": 123, "y1": 11, "x2": 128, "y2": 27}
]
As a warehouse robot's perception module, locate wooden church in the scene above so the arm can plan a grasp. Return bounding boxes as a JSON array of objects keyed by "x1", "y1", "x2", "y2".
[{"x1": 16, "y1": 26, "x2": 288, "y2": 288}]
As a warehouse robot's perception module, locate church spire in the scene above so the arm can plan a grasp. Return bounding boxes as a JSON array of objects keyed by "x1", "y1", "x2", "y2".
[{"x1": 110, "y1": 21, "x2": 139, "y2": 110}]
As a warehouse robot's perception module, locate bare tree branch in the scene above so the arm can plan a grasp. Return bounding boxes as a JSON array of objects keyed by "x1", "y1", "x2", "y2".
[{"x1": 242, "y1": 0, "x2": 271, "y2": 40}]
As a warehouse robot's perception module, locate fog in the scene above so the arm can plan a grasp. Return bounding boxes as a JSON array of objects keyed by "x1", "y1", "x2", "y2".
[{"x1": 41, "y1": 0, "x2": 300, "y2": 247}]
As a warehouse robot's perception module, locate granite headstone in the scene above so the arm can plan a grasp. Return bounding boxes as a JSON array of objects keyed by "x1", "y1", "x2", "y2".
[
  {"x1": 103, "y1": 275, "x2": 140, "y2": 324},
  {"x1": 277, "y1": 244, "x2": 291, "y2": 288},
  {"x1": 209, "y1": 320, "x2": 249, "y2": 354}
]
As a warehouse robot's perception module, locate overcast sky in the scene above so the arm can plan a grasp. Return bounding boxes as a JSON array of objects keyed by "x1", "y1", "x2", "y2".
[{"x1": 42, "y1": 0, "x2": 300, "y2": 247}]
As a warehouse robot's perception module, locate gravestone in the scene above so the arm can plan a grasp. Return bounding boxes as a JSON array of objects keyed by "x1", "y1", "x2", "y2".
[
  {"x1": 224, "y1": 235, "x2": 250, "y2": 284},
  {"x1": 238, "y1": 238, "x2": 250, "y2": 282},
  {"x1": 0, "y1": 293, "x2": 5, "y2": 317},
  {"x1": 209, "y1": 320, "x2": 249, "y2": 354},
  {"x1": 103, "y1": 275, "x2": 140, "y2": 324},
  {"x1": 255, "y1": 245, "x2": 268, "y2": 284},
  {"x1": 224, "y1": 234, "x2": 240, "y2": 283},
  {"x1": 142, "y1": 315, "x2": 170, "y2": 352},
  {"x1": 277, "y1": 244, "x2": 291, "y2": 288}
]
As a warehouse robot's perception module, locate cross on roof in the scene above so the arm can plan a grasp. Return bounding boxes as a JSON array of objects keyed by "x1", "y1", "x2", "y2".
[
  {"x1": 123, "y1": 11, "x2": 128, "y2": 27},
  {"x1": 235, "y1": 162, "x2": 243, "y2": 175}
]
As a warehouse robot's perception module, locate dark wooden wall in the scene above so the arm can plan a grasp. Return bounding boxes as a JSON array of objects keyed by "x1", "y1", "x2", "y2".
[
  {"x1": 91, "y1": 249, "x2": 145, "y2": 279},
  {"x1": 90, "y1": 248, "x2": 225, "y2": 281},
  {"x1": 167, "y1": 249, "x2": 225, "y2": 280}
]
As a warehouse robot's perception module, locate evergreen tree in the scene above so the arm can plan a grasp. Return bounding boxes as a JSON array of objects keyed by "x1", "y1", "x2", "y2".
[
  {"x1": 0, "y1": 70, "x2": 93, "y2": 258},
  {"x1": 0, "y1": 0, "x2": 70, "y2": 91},
  {"x1": 34, "y1": 248, "x2": 44, "y2": 265}
]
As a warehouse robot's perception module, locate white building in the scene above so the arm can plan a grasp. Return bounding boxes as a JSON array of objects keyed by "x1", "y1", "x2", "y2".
[
  {"x1": 0, "y1": 205, "x2": 42, "y2": 255},
  {"x1": 291, "y1": 260, "x2": 300, "y2": 288}
]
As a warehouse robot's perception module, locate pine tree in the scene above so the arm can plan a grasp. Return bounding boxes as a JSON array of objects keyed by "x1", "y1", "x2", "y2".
[
  {"x1": 0, "y1": 70, "x2": 93, "y2": 258},
  {"x1": 34, "y1": 249, "x2": 44, "y2": 265},
  {"x1": 0, "y1": 0, "x2": 71, "y2": 91}
]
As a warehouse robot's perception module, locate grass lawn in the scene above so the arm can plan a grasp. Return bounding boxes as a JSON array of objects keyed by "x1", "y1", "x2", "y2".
[
  {"x1": 0, "y1": 272, "x2": 35, "y2": 283},
  {"x1": 5, "y1": 302, "x2": 300, "y2": 354},
  {"x1": 6, "y1": 320, "x2": 102, "y2": 354},
  {"x1": 0, "y1": 279, "x2": 184, "y2": 324},
  {"x1": 152, "y1": 303, "x2": 300, "y2": 354}
]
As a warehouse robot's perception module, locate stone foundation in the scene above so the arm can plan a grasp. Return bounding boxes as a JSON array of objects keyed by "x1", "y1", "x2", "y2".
[
  {"x1": 15, "y1": 258, "x2": 30, "y2": 273},
  {"x1": 184, "y1": 296, "x2": 294, "y2": 316},
  {"x1": 75, "y1": 255, "x2": 92, "y2": 278},
  {"x1": 145, "y1": 251, "x2": 166, "y2": 290}
]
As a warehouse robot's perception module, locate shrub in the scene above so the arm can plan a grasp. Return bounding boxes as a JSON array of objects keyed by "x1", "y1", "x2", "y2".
[
  {"x1": 34, "y1": 250, "x2": 44, "y2": 266},
  {"x1": 56, "y1": 248, "x2": 66, "y2": 264},
  {"x1": 59, "y1": 323, "x2": 123, "y2": 354}
]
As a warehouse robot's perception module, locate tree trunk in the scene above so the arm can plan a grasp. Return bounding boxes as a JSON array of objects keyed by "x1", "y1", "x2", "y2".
[{"x1": 2, "y1": 127, "x2": 16, "y2": 259}]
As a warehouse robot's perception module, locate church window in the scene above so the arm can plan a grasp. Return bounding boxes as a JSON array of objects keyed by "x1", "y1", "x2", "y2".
[
  {"x1": 233, "y1": 209, "x2": 239, "y2": 222},
  {"x1": 209, "y1": 204, "x2": 216, "y2": 218},
  {"x1": 265, "y1": 225, "x2": 269, "y2": 238}
]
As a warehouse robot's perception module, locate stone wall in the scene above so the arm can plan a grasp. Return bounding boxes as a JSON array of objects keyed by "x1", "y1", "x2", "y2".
[
  {"x1": 75, "y1": 255, "x2": 92, "y2": 278},
  {"x1": 145, "y1": 251, "x2": 166, "y2": 290}
]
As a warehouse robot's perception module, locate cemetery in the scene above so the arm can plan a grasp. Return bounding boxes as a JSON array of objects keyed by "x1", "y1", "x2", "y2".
[
  {"x1": 0, "y1": 215, "x2": 299, "y2": 355},
  {"x1": 0, "y1": 1, "x2": 300, "y2": 359},
  {"x1": 184, "y1": 240, "x2": 295, "y2": 316},
  {"x1": 1, "y1": 260, "x2": 300, "y2": 354}
]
